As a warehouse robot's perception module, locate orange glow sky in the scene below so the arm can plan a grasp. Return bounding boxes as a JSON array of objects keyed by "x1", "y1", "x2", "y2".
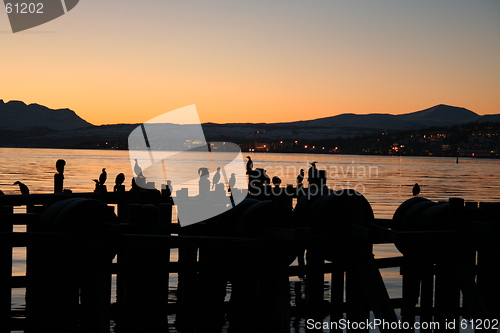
[{"x1": 1, "y1": 0, "x2": 499, "y2": 125}]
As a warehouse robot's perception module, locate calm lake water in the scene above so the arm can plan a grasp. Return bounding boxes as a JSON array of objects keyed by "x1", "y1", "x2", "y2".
[{"x1": 2, "y1": 148, "x2": 499, "y2": 332}]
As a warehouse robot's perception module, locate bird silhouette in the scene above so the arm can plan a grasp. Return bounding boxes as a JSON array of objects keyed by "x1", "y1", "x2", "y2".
[
  {"x1": 130, "y1": 177, "x2": 139, "y2": 192},
  {"x1": 92, "y1": 179, "x2": 100, "y2": 185},
  {"x1": 56, "y1": 159, "x2": 66, "y2": 174},
  {"x1": 115, "y1": 173, "x2": 125, "y2": 186},
  {"x1": 134, "y1": 159, "x2": 143, "y2": 178},
  {"x1": 246, "y1": 156, "x2": 253, "y2": 174},
  {"x1": 412, "y1": 183, "x2": 420, "y2": 196},
  {"x1": 13, "y1": 181, "x2": 29, "y2": 195},
  {"x1": 198, "y1": 167, "x2": 210, "y2": 179},
  {"x1": 228, "y1": 173, "x2": 236, "y2": 192},
  {"x1": 99, "y1": 168, "x2": 107, "y2": 185},
  {"x1": 212, "y1": 167, "x2": 221, "y2": 189},
  {"x1": 272, "y1": 175, "x2": 282, "y2": 187},
  {"x1": 296, "y1": 169, "x2": 305, "y2": 185},
  {"x1": 308, "y1": 161, "x2": 318, "y2": 180}
]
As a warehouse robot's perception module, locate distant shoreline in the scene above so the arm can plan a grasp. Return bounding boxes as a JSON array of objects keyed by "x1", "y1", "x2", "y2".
[{"x1": 1, "y1": 146, "x2": 499, "y2": 159}]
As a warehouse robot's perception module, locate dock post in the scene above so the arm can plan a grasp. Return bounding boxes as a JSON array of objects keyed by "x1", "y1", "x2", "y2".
[
  {"x1": 175, "y1": 241, "x2": 200, "y2": 331},
  {"x1": 305, "y1": 242, "x2": 325, "y2": 331},
  {"x1": 118, "y1": 204, "x2": 170, "y2": 332},
  {"x1": 0, "y1": 202, "x2": 13, "y2": 333},
  {"x1": 26, "y1": 198, "x2": 116, "y2": 333},
  {"x1": 401, "y1": 254, "x2": 421, "y2": 331},
  {"x1": 477, "y1": 203, "x2": 500, "y2": 324}
]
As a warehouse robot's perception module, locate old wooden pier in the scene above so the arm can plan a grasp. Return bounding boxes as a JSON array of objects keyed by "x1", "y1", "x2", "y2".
[{"x1": 0, "y1": 170, "x2": 499, "y2": 332}]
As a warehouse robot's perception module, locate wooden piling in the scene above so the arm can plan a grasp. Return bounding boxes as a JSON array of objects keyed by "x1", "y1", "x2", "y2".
[
  {"x1": 26, "y1": 198, "x2": 116, "y2": 333},
  {"x1": 118, "y1": 203, "x2": 170, "y2": 332},
  {"x1": 0, "y1": 203, "x2": 13, "y2": 333}
]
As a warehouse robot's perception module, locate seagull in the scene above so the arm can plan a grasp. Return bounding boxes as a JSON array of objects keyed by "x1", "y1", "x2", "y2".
[
  {"x1": 212, "y1": 167, "x2": 221, "y2": 189},
  {"x1": 99, "y1": 168, "x2": 107, "y2": 185},
  {"x1": 296, "y1": 169, "x2": 304, "y2": 185},
  {"x1": 13, "y1": 181, "x2": 29, "y2": 195},
  {"x1": 412, "y1": 183, "x2": 420, "y2": 196},
  {"x1": 246, "y1": 156, "x2": 253, "y2": 174},
  {"x1": 134, "y1": 159, "x2": 143, "y2": 178},
  {"x1": 56, "y1": 159, "x2": 66, "y2": 174},
  {"x1": 272, "y1": 175, "x2": 282, "y2": 187},
  {"x1": 115, "y1": 173, "x2": 125, "y2": 186},
  {"x1": 228, "y1": 173, "x2": 236, "y2": 192}
]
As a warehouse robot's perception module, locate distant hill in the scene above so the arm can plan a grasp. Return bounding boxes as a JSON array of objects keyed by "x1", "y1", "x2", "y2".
[
  {"x1": 295, "y1": 104, "x2": 482, "y2": 131},
  {"x1": 0, "y1": 100, "x2": 93, "y2": 131},
  {"x1": 0, "y1": 101, "x2": 499, "y2": 148},
  {"x1": 201, "y1": 104, "x2": 497, "y2": 141}
]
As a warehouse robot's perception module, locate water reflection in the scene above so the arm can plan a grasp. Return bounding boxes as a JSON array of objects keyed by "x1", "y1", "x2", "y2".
[{"x1": 1, "y1": 148, "x2": 500, "y2": 218}]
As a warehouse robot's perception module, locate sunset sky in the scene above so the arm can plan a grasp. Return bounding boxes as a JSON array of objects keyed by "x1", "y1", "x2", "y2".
[{"x1": 1, "y1": 0, "x2": 499, "y2": 125}]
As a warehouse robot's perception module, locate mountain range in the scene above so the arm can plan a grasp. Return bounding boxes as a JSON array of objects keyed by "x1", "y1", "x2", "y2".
[
  {"x1": 0, "y1": 100, "x2": 499, "y2": 148},
  {"x1": 0, "y1": 100, "x2": 93, "y2": 131}
]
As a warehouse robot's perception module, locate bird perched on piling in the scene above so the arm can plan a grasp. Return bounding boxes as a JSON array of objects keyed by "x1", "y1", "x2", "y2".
[
  {"x1": 212, "y1": 167, "x2": 221, "y2": 189},
  {"x1": 228, "y1": 173, "x2": 236, "y2": 192},
  {"x1": 56, "y1": 159, "x2": 66, "y2": 175},
  {"x1": 246, "y1": 156, "x2": 253, "y2": 174},
  {"x1": 115, "y1": 173, "x2": 125, "y2": 186},
  {"x1": 134, "y1": 159, "x2": 143, "y2": 178},
  {"x1": 166, "y1": 180, "x2": 173, "y2": 193},
  {"x1": 272, "y1": 175, "x2": 282, "y2": 187},
  {"x1": 130, "y1": 177, "x2": 139, "y2": 192},
  {"x1": 296, "y1": 169, "x2": 304, "y2": 185},
  {"x1": 13, "y1": 181, "x2": 29, "y2": 195},
  {"x1": 412, "y1": 183, "x2": 420, "y2": 196},
  {"x1": 308, "y1": 161, "x2": 318, "y2": 180},
  {"x1": 99, "y1": 168, "x2": 107, "y2": 185}
]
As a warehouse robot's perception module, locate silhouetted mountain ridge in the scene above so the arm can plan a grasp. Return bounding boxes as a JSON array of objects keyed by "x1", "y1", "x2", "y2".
[
  {"x1": 293, "y1": 104, "x2": 483, "y2": 130},
  {"x1": 1, "y1": 101, "x2": 499, "y2": 148},
  {"x1": 0, "y1": 99, "x2": 93, "y2": 131}
]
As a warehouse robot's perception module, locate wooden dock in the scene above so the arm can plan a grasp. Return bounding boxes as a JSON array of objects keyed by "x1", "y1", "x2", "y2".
[{"x1": 1, "y1": 179, "x2": 499, "y2": 332}]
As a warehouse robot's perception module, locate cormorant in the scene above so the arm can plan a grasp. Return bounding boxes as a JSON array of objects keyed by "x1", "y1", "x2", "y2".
[
  {"x1": 212, "y1": 167, "x2": 221, "y2": 189},
  {"x1": 56, "y1": 159, "x2": 66, "y2": 174},
  {"x1": 412, "y1": 183, "x2": 420, "y2": 196},
  {"x1": 246, "y1": 156, "x2": 253, "y2": 174},
  {"x1": 99, "y1": 168, "x2": 107, "y2": 185},
  {"x1": 198, "y1": 167, "x2": 210, "y2": 179},
  {"x1": 296, "y1": 169, "x2": 304, "y2": 185},
  {"x1": 134, "y1": 159, "x2": 143, "y2": 178},
  {"x1": 228, "y1": 173, "x2": 236, "y2": 192},
  {"x1": 308, "y1": 161, "x2": 318, "y2": 180},
  {"x1": 130, "y1": 177, "x2": 140, "y2": 192},
  {"x1": 13, "y1": 181, "x2": 29, "y2": 195},
  {"x1": 115, "y1": 173, "x2": 125, "y2": 186},
  {"x1": 272, "y1": 175, "x2": 282, "y2": 187}
]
